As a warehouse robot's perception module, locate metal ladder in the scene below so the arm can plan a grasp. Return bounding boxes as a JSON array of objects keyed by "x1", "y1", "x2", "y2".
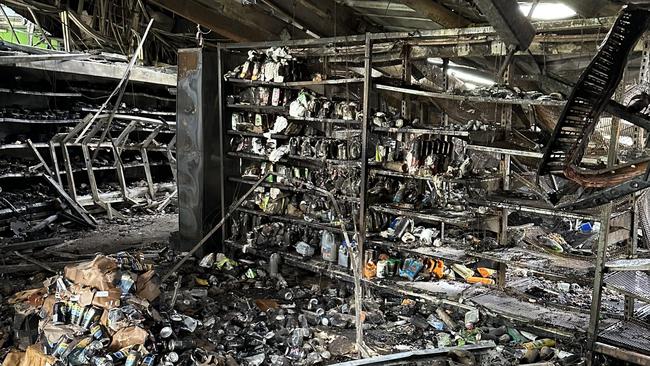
[{"x1": 538, "y1": 7, "x2": 650, "y2": 176}]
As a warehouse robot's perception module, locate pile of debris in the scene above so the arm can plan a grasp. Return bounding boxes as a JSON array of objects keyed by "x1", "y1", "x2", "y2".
[{"x1": 0, "y1": 248, "x2": 589, "y2": 366}]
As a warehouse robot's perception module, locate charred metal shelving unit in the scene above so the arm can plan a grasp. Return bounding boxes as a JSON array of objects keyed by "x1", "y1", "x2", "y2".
[
  {"x1": 0, "y1": 56, "x2": 177, "y2": 233},
  {"x1": 176, "y1": 16, "x2": 650, "y2": 360}
]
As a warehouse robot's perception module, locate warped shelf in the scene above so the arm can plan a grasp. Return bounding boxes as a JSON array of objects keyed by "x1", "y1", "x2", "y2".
[
  {"x1": 225, "y1": 77, "x2": 364, "y2": 88},
  {"x1": 234, "y1": 207, "x2": 348, "y2": 233},
  {"x1": 365, "y1": 237, "x2": 469, "y2": 264},
  {"x1": 467, "y1": 196, "x2": 598, "y2": 221},
  {"x1": 371, "y1": 126, "x2": 471, "y2": 136},
  {"x1": 370, "y1": 204, "x2": 481, "y2": 228},
  {"x1": 287, "y1": 116, "x2": 361, "y2": 125},
  {"x1": 376, "y1": 84, "x2": 566, "y2": 107},
  {"x1": 469, "y1": 247, "x2": 594, "y2": 285},
  {"x1": 604, "y1": 271, "x2": 650, "y2": 304}
]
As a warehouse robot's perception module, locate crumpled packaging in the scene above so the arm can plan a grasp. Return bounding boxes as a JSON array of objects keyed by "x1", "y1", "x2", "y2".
[
  {"x1": 2, "y1": 350, "x2": 25, "y2": 366},
  {"x1": 135, "y1": 270, "x2": 161, "y2": 302},
  {"x1": 40, "y1": 322, "x2": 82, "y2": 346},
  {"x1": 109, "y1": 326, "x2": 148, "y2": 351},
  {"x1": 11, "y1": 345, "x2": 56, "y2": 366},
  {"x1": 64, "y1": 255, "x2": 119, "y2": 291}
]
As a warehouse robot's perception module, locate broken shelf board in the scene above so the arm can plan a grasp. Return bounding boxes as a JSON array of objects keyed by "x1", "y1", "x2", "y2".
[
  {"x1": 469, "y1": 247, "x2": 594, "y2": 285},
  {"x1": 227, "y1": 151, "x2": 362, "y2": 168},
  {"x1": 370, "y1": 204, "x2": 481, "y2": 228},
  {"x1": 469, "y1": 290, "x2": 617, "y2": 336},
  {"x1": 365, "y1": 238, "x2": 469, "y2": 264},
  {"x1": 226, "y1": 77, "x2": 364, "y2": 88},
  {"x1": 228, "y1": 177, "x2": 360, "y2": 203},
  {"x1": 598, "y1": 320, "x2": 650, "y2": 356},
  {"x1": 375, "y1": 84, "x2": 566, "y2": 107},
  {"x1": 604, "y1": 271, "x2": 650, "y2": 304},
  {"x1": 75, "y1": 182, "x2": 176, "y2": 207}
]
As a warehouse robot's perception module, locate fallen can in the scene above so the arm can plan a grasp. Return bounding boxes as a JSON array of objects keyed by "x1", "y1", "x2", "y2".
[
  {"x1": 124, "y1": 350, "x2": 141, "y2": 366},
  {"x1": 52, "y1": 334, "x2": 74, "y2": 358}
]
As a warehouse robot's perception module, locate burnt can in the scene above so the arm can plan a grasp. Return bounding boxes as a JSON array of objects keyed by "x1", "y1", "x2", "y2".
[
  {"x1": 52, "y1": 302, "x2": 68, "y2": 325},
  {"x1": 125, "y1": 350, "x2": 141, "y2": 366},
  {"x1": 108, "y1": 348, "x2": 129, "y2": 362},
  {"x1": 90, "y1": 324, "x2": 108, "y2": 340},
  {"x1": 52, "y1": 334, "x2": 74, "y2": 357},
  {"x1": 81, "y1": 306, "x2": 102, "y2": 329},
  {"x1": 141, "y1": 354, "x2": 156, "y2": 366}
]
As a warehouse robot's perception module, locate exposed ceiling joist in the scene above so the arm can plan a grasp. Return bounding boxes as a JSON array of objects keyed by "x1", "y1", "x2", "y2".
[
  {"x1": 398, "y1": 0, "x2": 471, "y2": 28},
  {"x1": 473, "y1": 0, "x2": 535, "y2": 50},
  {"x1": 269, "y1": 0, "x2": 361, "y2": 37},
  {"x1": 151, "y1": 0, "x2": 273, "y2": 41}
]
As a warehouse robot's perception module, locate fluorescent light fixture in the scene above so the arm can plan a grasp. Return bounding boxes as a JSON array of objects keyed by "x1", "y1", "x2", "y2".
[
  {"x1": 427, "y1": 58, "x2": 495, "y2": 86},
  {"x1": 518, "y1": 2, "x2": 576, "y2": 20},
  {"x1": 448, "y1": 70, "x2": 494, "y2": 86}
]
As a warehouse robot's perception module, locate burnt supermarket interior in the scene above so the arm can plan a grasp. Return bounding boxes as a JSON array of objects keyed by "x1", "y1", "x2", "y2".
[{"x1": 1, "y1": 1, "x2": 650, "y2": 366}]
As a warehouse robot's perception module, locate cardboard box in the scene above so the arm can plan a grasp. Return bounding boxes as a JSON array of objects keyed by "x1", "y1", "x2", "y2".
[
  {"x1": 19, "y1": 345, "x2": 56, "y2": 366},
  {"x1": 64, "y1": 256, "x2": 119, "y2": 291},
  {"x1": 135, "y1": 270, "x2": 160, "y2": 302},
  {"x1": 92, "y1": 288, "x2": 121, "y2": 310},
  {"x1": 109, "y1": 326, "x2": 148, "y2": 351}
]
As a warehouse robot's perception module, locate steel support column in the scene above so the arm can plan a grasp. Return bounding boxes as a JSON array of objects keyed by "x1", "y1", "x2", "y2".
[{"x1": 176, "y1": 48, "x2": 222, "y2": 252}]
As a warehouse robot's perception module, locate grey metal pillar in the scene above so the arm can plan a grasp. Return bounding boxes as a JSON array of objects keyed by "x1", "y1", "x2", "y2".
[{"x1": 176, "y1": 48, "x2": 222, "y2": 252}]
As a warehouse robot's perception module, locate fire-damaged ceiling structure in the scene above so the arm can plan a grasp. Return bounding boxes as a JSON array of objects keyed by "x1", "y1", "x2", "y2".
[{"x1": 2, "y1": 1, "x2": 650, "y2": 366}]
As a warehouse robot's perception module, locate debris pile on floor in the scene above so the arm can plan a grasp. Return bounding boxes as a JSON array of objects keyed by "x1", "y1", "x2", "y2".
[{"x1": 0, "y1": 248, "x2": 591, "y2": 366}]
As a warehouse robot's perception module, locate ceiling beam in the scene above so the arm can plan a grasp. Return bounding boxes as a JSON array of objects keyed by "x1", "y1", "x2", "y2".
[
  {"x1": 151, "y1": 0, "x2": 274, "y2": 41},
  {"x1": 269, "y1": 0, "x2": 361, "y2": 37},
  {"x1": 397, "y1": 0, "x2": 471, "y2": 28},
  {"x1": 472, "y1": 0, "x2": 535, "y2": 50}
]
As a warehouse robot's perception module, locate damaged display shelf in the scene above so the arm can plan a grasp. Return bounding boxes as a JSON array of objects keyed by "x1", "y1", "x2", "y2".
[
  {"x1": 365, "y1": 237, "x2": 468, "y2": 264},
  {"x1": 370, "y1": 204, "x2": 487, "y2": 229},
  {"x1": 375, "y1": 84, "x2": 567, "y2": 107},
  {"x1": 469, "y1": 247, "x2": 595, "y2": 285},
  {"x1": 597, "y1": 321, "x2": 650, "y2": 358},
  {"x1": 228, "y1": 177, "x2": 360, "y2": 203},
  {"x1": 370, "y1": 168, "x2": 501, "y2": 186},
  {"x1": 603, "y1": 271, "x2": 650, "y2": 304},
  {"x1": 225, "y1": 77, "x2": 364, "y2": 88}
]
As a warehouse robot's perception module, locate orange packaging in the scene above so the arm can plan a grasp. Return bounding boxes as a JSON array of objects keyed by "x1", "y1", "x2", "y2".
[
  {"x1": 467, "y1": 276, "x2": 495, "y2": 285},
  {"x1": 477, "y1": 268, "x2": 496, "y2": 278},
  {"x1": 428, "y1": 259, "x2": 445, "y2": 279},
  {"x1": 363, "y1": 261, "x2": 377, "y2": 279}
]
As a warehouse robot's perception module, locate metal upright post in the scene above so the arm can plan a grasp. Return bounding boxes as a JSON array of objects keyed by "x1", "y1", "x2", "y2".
[
  {"x1": 359, "y1": 33, "x2": 372, "y2": 284},
  {"x1": 587, "y1": 203, "x2": 613, "y2": 365},
  {"x1": 497, "y1": 65, "x2": 513, "y2": 289}
]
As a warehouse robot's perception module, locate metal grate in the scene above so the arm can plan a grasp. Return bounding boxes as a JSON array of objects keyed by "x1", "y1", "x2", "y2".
[
  {"x1": 604, "y1": 271, "x2": 650, "y2": 303},
  {"x1": 599, "y1": 321, "x2": 650, "y2": 355}
]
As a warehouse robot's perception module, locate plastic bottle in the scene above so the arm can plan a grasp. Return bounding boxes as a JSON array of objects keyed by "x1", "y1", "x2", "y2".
[
  {"x1": 522, "y1": 338, "x2": 556, "y2": 350},
  {"x1": 338, "y1": 241, "x2": 349, "y2": 268},
  {"x1": 321, "y1": 231, "x2": 337, "y2": 262}
]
